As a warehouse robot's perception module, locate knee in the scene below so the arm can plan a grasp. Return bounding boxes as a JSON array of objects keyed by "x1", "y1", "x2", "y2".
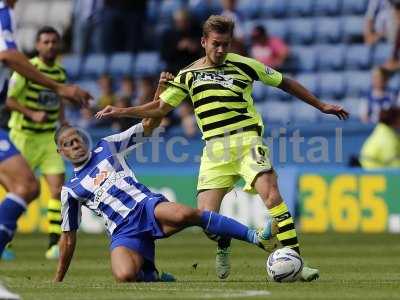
[
  {"x1": 262, "y1": 190, "x2": 282, "y2": 208},
  {"x1": 113, "y1": 269, "x2": 139, "y2": 283},
  {"x1": 12, "y1": 178, "x2": 40, "y2": 203},
  {"x1": 175, "y1": 207, "x2": 201, "y2": 225}
]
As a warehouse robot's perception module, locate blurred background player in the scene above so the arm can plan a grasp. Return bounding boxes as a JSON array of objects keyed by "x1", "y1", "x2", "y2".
[
  {"x1": 0, "y1": 0, "x2": 91, "y2": 278},
  {"x1": 360, "y1": 106, "x2": 400, "y2": 168},
  {"x1": 96, "y1": 15, "x2": 349, "y2": 282},
  {"x1": 361, "y1": 67, "x2": 398, "y2": 123},
  {"x1": 6, "y1": 26, "x2": 68, "y2": 259}
]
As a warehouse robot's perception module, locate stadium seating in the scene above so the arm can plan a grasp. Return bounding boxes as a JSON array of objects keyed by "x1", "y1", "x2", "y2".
[
  {"x1": 61, "y1": 55, "x2": 82, "y2": 80},
  {"x1": 319, "y1": 72, "x2": 346, "y2": 99},
  {"x1": 345, "y1": 71, "x2": 371, "y2": 97},
  {"x1": 288, "y1": 46, "x2": 317, "y2": 72},
  {"x1": 314, "y1": 0, "x2": 342, "y2": 16},
  {"x1": 372, "y1": 43, "x2": 394, "y2": 66},
  {"x1": 317, "y1": 44, "x2": 345, "y2": 71},
  {"x1": 344, "y1": 44, "x2": 372, "y2": 70},
  {"x1": 286, "y1": 0, "x2": 314, "y2": 17},
  {"x1": 134, "y1": 52, "x2": 163, "y2": 77},
  {"x1": 315, "y1": 17, "x2": 342, "y2": 43},
  {"x1": 81, "y1": 54, "x2": 108, "y2": 78},
  {"x1": 341, "y1": 0, "x2": 369, "y2": 15},
  {"x1": 288, "y1": 18, "x2": 315, "y2": 44},
  {"x1": 108, "y1": 53, "x2": 135, "y2": 78}
]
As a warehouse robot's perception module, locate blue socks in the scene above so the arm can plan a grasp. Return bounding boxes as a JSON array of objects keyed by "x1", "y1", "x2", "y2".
[
  {"x1": 200, "y1": 211, "x2": 258, "y2": 245},
  {"x1": 0, "y1": 194, "x2": 26, "y2": 255}
]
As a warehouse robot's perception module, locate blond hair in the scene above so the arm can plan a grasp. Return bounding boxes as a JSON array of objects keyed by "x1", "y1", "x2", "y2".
[{"x1": 202, "y1": 15, "x2": 235, "y2": 37}]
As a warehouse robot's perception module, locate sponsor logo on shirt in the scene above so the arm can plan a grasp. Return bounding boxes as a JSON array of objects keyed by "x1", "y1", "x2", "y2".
[{"x1": 193, "y1": 71, "x2": 234, "y2": 88}]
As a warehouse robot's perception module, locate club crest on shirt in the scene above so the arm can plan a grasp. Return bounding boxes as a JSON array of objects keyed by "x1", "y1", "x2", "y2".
[
  {"x1": 93, "y1": 171, "x2": 109, "y2": 186},
  {"x1": 265, "y1": 66, "x2": 274, "y2": 75},
  {"x1": 193, "y1": 71, "x2": 234, "y2": 88}
]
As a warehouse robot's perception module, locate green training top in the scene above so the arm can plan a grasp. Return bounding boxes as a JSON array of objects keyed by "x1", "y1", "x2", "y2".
[
  {"x1": 7, "y1": 56, "x2": 66, "y2": 133},
  {"x1": 160, "y1": 52, "x2": 283, "y2": 140}
]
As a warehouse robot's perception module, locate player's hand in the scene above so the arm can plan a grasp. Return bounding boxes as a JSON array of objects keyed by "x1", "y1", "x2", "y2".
[
  {"x1": 29, "y1": 111, "x2": 48, "y2": 123},
  {"x1": 320, "y1": 103, "x2": 349, "y2": 120},
  {"x1": 56, "y1": 84, "x2": 92, "y2": 108},
  {"x1": 142, "y1": 117, "x2": 162, "y2": 133},
  {"x1": 95, "y1": 105, "x2": 125, "y2": 119},
  {"x1": 159, "y1": 72, "x2": 174, "y2": 86}
]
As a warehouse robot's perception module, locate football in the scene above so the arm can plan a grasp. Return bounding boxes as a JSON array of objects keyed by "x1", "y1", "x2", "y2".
[{"x1": 266, "y1": 247, "x2": 303, "y2": 282}]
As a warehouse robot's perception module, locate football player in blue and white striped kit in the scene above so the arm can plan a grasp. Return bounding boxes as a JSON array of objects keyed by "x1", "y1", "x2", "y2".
[{"x1": 53, "y1": 118, "x2": 275, "y2": 283}]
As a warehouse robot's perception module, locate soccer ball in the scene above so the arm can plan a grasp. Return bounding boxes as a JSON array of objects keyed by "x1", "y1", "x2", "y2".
[{"x1": 266, "y1": 247, "x2": 303, "y2": 282}]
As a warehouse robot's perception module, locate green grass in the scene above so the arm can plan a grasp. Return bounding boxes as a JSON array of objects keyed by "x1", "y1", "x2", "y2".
[{"x1": 1, "y1": 231, "x2": 400, "y2": 300}]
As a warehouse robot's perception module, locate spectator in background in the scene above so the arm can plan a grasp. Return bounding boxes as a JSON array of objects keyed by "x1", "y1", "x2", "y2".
[
  {"x1": 178, "y1": 101, "x2": 198, "y2": 138},
  {"x1": 97, "y1": 74, "x2": 117, "y2": 109},
  {"x1": 160, "y1": 9, "x2": 202, "y2": 75},
  {"x1": 133, "y1": 76, "x2": 155, "y2": 106},
  {"x1": 250, "y1": 25, "x2": 289, "y2": 70},
  {"x1": 72, "y1": 0, "x2": 104, "y2": 54},
  {"x1": 220, "y1": 0, "x2": 246, "y2": 55},
  {"x1": 361, "y1": 67, "x2": 398, "y2": 123},
  {"x1": 117, "y1": 75, "x2": 136, "y2": 105},
  {"x1": 101, "y1": 0, "x2": 147, "y2": 53},
  {"x1": 111, "y1": 96, "x2": 136, "y2": 131},
  {"x1": 364, "y1": 0, "x2": 394, "y2": 45},
  {"x1": 360, "y1": 106, "x2": 400, "y2": 169}
]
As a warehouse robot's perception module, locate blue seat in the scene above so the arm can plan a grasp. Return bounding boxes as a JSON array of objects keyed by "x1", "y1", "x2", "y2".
[
  {"x1": 159, "y1": 0, "x2": 183, "y2": 22},
  {"x1": 81, "y1": 54, "x2": 107, "y2": 78},
  {"x1": 317, "y1": 44, "x2": 345, "y2": 71},
  {"x1": 345, "y1": 45, "x2": 372, "y2": 70},
  {"x1": 261, "y1": 100, "x2": 291, "y2": 123},
  {"x1": 345, "y1": 71, "x2": 371, "y2": 97},
  {"x1": 267, "y1": 85, "x2": 291, "y2": 101},
  {"x1": 61, "y1": 55, "x2": 82, "y2": 80},
  {"x1": 296, "y1": 73, "x2": 319, "y2": 95},
  {"x1": 342, "y1": 97, "x2": 363, "y2": 120},
  {"x1": 75, "y1": 80, "x2": 101, "y2": 101},
  {"x1": 291, "y1": 101, "x2": 319, "y2": 123},
  {"x1": 342, "y1": 16, "x2": 364, "y2": 42},
  {"x1": 372, "y1": 43, "x2": 393, "y2": 65},
  {"x1": 342, "y1": 0, "x2": 368, "y2": 15},
  {"x1": 287, "y1": 0, "x2": 314, "y2": 16},
  {"x1": 314, "y1": 0, "x2": 342, "y2": 16},
  {"x1": 288, "y1": 18, "x2": 315, "y2": 44},
  {"x1": 260, "y1": 0, "x2": 287, "y2": 18},
  {"x1": 289, "y1": 46, "x2": 317, "y2": 72},
  {"x1": 319, "y1": 72, "x2": 346, "y2": 98},
  {"x1": 134, "y1": 52, "x2": 161, "y2": 76},
  {"x1": 237, "y1": 0, "x2": 262, "y2": 19},
  {"x1": 108, "y1": 53, "x2": 135, "y2": 77},
  {"x1": 388, "y1": 73, "x2": 400, "y2": 93},
  {"x1": 315, "y1": 17, "x2": 342, "y2": 43},
  {"x1": 252, "y1": 81, "x2": 266, "y2": 102},
  {"x1": 263, "y1": 20, "x2": 288, "y2": 39}
]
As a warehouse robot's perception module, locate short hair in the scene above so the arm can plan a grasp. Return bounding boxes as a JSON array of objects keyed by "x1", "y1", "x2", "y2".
[
  {"x1": 54, "y1": 124, "x2": 73, "y2": 145},
  {"x1": 36, "y1": 26, "x2": 60, "y2": 42},
  {"x1": 379, "y1": 106, "x2": 400, "y2": 126},
  {"x1": 202, "y1": 15, "x2": 235, "y2": 37}
]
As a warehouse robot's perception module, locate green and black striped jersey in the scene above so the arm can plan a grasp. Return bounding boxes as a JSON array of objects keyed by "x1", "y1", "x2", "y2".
[
  {"x1": 7, "y1": 56, "x2": 66, "y2": 133},
  {"x1": 160, "y1": 53, "x2": 283, "y2": 140}
]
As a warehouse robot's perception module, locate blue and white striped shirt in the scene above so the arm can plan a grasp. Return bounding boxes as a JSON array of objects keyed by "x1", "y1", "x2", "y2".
[
  {"x1": 61, "y1": 123, "x2": 155, "y2": 235},
  {"x1": 0, "y1": 3, "x2": 17, "y2": 95}
]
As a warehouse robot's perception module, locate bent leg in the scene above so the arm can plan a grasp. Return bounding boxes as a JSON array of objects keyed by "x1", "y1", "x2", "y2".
[
  {"x1": 254, "y1": 171, "x2": 299, "y2": 254},
  {"x1": 110, "y1": 246, "x2": 144, "y2": 282},
  {"x1": 154, "y1": 202, "x2": 259, "y2": 245},
  {"x1": 0, "y1": 154, "x2": 39, "y2": 255},
  {"x1": 44, "y1": 173, "x2": 65, "y2": 250}
]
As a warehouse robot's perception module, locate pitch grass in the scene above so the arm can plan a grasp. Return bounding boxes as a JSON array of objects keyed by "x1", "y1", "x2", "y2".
[{"x1": 1, "y1": 231, "x2": 399, "y2": 300}]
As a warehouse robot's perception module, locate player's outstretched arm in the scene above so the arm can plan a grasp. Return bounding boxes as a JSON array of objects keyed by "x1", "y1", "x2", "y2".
[
  {"x1": 6, "y1": 97, "x2": 48, "y2": 123},
  {"x1": 95, "y1": 72, "x2": 175, "y2": 120},
  {"x1": 0, "y1": 50, "x2": 92, "y2": 107},
  {"x1": 53, "y1": 231, "x2": 77, "y2": 282},
  {"x1": 278, "y1": 76, "x2": 349, "y2": 120}
]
